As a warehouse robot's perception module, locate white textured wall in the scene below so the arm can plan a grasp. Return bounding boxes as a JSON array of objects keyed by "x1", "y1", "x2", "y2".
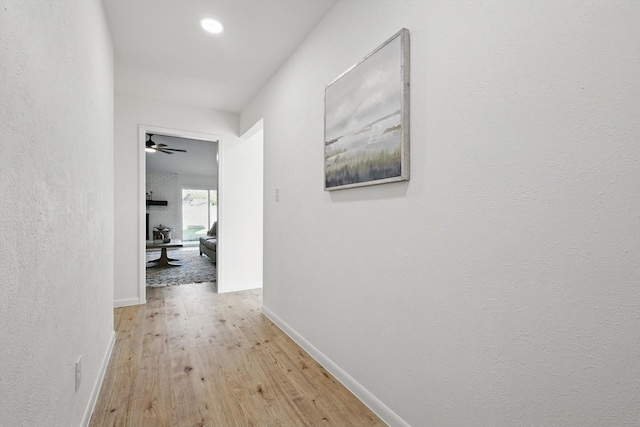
[
  {"x1": 114, "y1": 93, "x2": 260, "y2": 304},
  {"x1": 240, "y1": 1, "x2": 640, "y2": 425},
  {"x1": 0, "y1": 0, "x2": 114, "y2": 426}
]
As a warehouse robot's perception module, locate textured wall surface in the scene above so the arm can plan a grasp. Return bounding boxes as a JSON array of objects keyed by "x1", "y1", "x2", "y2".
[
  {"x1": 0, "y1": 0, "x2": 114, "y2": 425},
  {"x1": 241, "y1": 1, "x2": 640, "y2": 425}
]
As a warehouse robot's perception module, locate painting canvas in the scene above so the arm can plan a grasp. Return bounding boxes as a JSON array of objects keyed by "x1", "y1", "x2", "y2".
[{"x1": 324, "y1": 28, "x2": 409, "y2": 191}]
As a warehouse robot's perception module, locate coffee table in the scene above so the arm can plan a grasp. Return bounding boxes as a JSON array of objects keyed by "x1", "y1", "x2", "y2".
[{"x1": 146, "y1": 240, "x2": 184, "y2": 268}]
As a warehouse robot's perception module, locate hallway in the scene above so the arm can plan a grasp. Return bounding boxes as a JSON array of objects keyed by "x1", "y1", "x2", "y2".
[{"x1": 90, "y1": 283, "x2": 384, "y2": 426}]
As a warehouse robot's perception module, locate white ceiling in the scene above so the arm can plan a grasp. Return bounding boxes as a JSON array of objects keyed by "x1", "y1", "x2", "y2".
[
  {"x1": 102, "y1": 0, "x2": 337, "y2": 112},
  {"x1": 146, "y1": 135, "x2": 218, "y2": 176}
]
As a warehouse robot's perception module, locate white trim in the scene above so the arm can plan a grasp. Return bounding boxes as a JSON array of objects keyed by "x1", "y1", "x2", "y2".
[
  {"x1": 80, "y1": 330, "x2": 116, "y2": 427},
  {"x1": 240, "y1": 118, "x2": 264, "y2": 139},
  {"x1": 215, "y1": 141, "x2": 224, "y2": 288},
  {"x1": 138, "y1": 126, "x2": 146, "y2": 308},
  {"x1": 114, "y1": 297, "x2": 144, "y2": 308},
  {"x1": 261, "y1": 306, "x2": 410, "y2": 427},
  {"x1": 138, "y1": 125, "x2": 221, "y2": 305},
  {"x1": 218, "y1": 282, "x2": 263, "y2": 294}
]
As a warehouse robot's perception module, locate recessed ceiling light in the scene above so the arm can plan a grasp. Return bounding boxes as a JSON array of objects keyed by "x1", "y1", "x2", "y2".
[{"x1": 201, "y1": 18, "x2": 223, "y2": 34}]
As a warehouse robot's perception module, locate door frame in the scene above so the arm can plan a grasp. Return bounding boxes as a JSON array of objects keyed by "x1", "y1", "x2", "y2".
[{"x1": 138, "y1": 124, "x2": 220, "y2": 304}]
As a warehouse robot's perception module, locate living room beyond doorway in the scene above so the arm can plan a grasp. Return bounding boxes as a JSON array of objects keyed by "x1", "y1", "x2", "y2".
[{"x1": 145, "y1": 129, "x2": 219, "y2": 290}]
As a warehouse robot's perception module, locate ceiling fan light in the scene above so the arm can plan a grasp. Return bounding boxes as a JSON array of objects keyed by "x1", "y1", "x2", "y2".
[
  {"x1": 201, "y1": 18, "x2": 223, "y2": 34},
  {"x1": 145, "y1": 147, "x2": 157, "y2": 153}
]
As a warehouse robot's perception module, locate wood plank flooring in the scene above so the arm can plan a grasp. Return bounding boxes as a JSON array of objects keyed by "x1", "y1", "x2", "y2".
[{"x1": 89, "y1": 283, "x2": 386, "y2": 427}]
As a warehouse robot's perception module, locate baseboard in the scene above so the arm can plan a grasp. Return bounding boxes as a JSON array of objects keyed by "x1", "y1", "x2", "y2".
[
  {"x1": 80, "y1": 330, "x2": 115, "y2": 427},
  {"x1": 261, "y1": 306, "x2": 410, "y2": 427},
  {"x1": 218, "y1": 282, "x2": 263, "y2": 293},
  {"x1": 114, "y1": 297, "x2": 144, "y2": 308}
]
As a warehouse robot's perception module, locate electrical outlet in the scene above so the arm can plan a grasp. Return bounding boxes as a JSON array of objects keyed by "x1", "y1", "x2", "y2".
[
  {"x1": 275, "y1": 188, "x2": 280, "y2": 202},
  {"x1": 75, "y1": 356, "x2": 82, "y2": 392}
]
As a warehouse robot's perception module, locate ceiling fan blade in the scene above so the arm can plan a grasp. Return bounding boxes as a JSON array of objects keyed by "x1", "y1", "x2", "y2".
[{"x1": 146, "y1": 133, "x2": 187, "y2": 154}]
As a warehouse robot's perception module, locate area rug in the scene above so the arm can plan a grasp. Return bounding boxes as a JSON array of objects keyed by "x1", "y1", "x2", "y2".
[{"x1": 146, "y1": 247, "x2": 216, "y2": 287}]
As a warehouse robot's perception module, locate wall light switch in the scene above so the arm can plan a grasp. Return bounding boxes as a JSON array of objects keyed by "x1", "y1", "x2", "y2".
[{"x1": 275, "y1": 188, "x2": 280, "y2": 202}]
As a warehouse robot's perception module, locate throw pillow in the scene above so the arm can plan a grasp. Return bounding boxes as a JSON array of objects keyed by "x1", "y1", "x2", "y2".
[{"x1": 208, "y1": 221, "x2": 217, "y2": 236}]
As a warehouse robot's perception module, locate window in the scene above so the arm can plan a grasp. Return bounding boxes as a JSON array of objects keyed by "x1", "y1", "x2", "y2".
[{"x1": 182, "y1": 189, "x2": 217, "y2": 241}]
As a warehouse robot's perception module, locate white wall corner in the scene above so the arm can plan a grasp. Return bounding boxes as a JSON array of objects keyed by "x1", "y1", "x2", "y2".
[
  {"x1": 261, "y1": 306, "x2": 410, "y2": 427},
  {"x1": 240, "y1": 118, "x2": 264, "y2": 140}
]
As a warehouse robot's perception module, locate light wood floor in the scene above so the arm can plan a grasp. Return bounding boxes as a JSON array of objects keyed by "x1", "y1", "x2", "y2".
[{"x1": 90, "y1": 283, "x2": 385, "y2": 427}]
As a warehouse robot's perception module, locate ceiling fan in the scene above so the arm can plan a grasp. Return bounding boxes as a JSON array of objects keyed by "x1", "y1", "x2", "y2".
[{"x1": 145, "y1": 134, "x2": 187, "y2": 154}]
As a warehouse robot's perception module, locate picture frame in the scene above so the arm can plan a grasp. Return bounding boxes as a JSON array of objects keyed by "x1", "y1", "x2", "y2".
[{"x1": 324, "y1": 28, "x2": 410, "y2": 191}]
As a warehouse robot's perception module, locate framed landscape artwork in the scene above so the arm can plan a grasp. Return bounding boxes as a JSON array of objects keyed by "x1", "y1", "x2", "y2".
[{"x1": 324, "y1": 28, "x2": 410, "y2": 191}]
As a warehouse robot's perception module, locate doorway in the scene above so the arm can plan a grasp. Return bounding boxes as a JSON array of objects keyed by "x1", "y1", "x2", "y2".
[{"x1": 139, "y1": 125, "x2": 220, "y2": 303}]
